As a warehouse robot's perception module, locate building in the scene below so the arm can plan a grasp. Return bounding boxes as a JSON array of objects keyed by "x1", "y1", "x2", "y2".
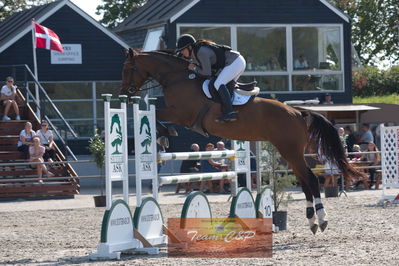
[
  {"x1": 115, "y1": 0, "x2": 354, "y2": 104},
  {"x1": 0, "y1": 0, "x2": 129, "y2": 153}
]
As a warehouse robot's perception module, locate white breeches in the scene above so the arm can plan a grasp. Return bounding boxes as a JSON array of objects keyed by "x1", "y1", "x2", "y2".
[{"x1": 214, "y1": 55, "x2": 246, "y2": 89}]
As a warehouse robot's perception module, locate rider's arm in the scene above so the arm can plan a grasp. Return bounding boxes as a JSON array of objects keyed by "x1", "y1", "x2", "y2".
[{"x1": 193, "y1": 47, "x2": 213, "y2": 77}]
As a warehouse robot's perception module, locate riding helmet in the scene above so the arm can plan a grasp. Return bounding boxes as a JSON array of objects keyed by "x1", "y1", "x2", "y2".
[{"x1": 176, "y1": 34, "x2": 196, "y2": 51}]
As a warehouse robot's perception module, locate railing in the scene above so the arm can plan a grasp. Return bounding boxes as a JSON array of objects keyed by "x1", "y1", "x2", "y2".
[{"x1": 0, "y1": 64, "x2": 77, "y2": 160}]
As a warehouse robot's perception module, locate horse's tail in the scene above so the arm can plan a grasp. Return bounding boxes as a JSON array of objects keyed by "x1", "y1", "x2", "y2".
[{"x1": 305, "y1": 111, "x2": 362, "y2": 179}]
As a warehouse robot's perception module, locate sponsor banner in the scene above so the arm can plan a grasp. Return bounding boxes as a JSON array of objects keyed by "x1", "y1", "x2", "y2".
[
  {"x1": 168, "y1": 218, "x2": 272, "y2": 258},
  {"x1": 107, "y1": 110, "x2": 126, "y2": 181},
  {"x1": 51, "y1": 44, "x2": 82, "y2": 64}
]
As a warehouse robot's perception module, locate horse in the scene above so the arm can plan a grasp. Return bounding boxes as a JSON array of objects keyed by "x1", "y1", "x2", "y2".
[{"x1": 120, "y1": 48, "x2": 360, "y2": 234}]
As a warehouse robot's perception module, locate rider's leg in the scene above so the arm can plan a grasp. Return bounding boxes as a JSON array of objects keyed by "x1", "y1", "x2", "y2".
[{"x1": 214, "y1": 55, "x2": 246, "y2": 122}]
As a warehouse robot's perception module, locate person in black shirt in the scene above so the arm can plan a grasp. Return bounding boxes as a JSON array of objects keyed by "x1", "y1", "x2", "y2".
[{"x1": 175, "y1": 143, "x2": 200, "y2": 193}]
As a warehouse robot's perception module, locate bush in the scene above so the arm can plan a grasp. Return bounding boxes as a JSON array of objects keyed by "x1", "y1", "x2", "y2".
[{"x1": 353, "y1": 66, "x2": 399, "y2": 97}]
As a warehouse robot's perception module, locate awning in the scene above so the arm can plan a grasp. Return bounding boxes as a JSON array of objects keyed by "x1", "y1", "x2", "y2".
[{"x1": 295, "y1": 105, "x2": 380, "y2": 112}]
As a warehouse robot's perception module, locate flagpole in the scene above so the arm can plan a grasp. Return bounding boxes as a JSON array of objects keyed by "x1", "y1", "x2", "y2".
[{"x1": 31, "y1": 18, "x2": 40, "y2": 119}]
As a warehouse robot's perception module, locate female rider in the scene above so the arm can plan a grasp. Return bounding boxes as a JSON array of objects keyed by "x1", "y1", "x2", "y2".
[{"x1": 175, "y1": 34, "x2": 246, "y2": 123}]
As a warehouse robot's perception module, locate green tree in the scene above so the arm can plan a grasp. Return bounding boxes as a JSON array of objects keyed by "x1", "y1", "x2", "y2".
[
  {"x1": 96, "y1": 0, "x2": 147, "y2": 29},
  {"x1": 0, "y1": 0, "x2": 54, "y2": 22},
  {"x1": 330, "y1": 0, "x2": 399, "y2": 66}
]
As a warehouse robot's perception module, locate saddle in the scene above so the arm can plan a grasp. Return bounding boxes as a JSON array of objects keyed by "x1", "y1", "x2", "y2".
[{"x1": 206, "y1": 78, "x2": 257, "y2": 106}]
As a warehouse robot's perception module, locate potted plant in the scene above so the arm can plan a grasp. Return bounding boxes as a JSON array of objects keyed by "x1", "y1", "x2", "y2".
[
  {"x1": 261, "y1": 142, "x2": 296, "y2": 230},
  {"x1": 88, "y1": 131, "x2": 106, "y2": 207}
]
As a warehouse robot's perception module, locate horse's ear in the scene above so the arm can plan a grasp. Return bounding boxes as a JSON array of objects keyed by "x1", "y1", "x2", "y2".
[{"x1": 127, "y1": 48, "x2": 134, "y2": 58}]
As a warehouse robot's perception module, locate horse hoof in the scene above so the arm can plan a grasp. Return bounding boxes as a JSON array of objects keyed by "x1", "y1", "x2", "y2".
[
  {"x1": 319, "y1": 221, "x2": 328, "y2": 232},
  {"x1": 310, "y1": 224, "x2": 318, "y2": 235}
]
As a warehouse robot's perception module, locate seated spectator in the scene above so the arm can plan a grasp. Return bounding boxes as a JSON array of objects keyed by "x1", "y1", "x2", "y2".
[
  {"x1": 1, "y1": 76, "x2": 20, "y2": 120},
  {"x1": 349, "y1": 144, "x2": 362, "y2": 162},
  {"x1": 200, "y1": 143, "x2": 222, "y2": 193},
  {"x1": 361, "y1": 142, "x2": 380, "y2": 189},
  {"x1": 29, "y1": 136, "x2": 53, "y2": 183},
  {"x1": 17, "y1": 122, "x2": 36, "y2": 159},
  {"x1": 36, "y1": 120, "x2": 56, "y2": 162},
  {"x1": 176, "y1": 143, "x2": 200, "y2": 194},
  {"x1": 214, "y1": 141, "x2": 229, "y2": 193},
  {"x1": 294, "y1": 55, "x2": 309, "y2": 69}
]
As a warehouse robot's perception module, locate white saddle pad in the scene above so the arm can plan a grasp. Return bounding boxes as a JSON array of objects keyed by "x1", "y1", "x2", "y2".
[{"x1": 202, "y1": 80, "x2": 252, "y2": 106}]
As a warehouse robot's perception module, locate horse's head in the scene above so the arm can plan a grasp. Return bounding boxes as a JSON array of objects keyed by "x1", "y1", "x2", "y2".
[{"x1": 120, "y1": 48, "x2": 149, "y2": 97}]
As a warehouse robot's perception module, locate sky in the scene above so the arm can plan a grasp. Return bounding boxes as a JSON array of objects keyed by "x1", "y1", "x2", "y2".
[{"x1": 70, "y1": 0, "x2": 103, "y2": 21}]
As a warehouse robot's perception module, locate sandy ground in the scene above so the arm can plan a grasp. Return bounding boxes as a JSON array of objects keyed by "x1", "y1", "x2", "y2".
[{"x1": 1, "y1": 188, "x2": 398, "y2": 265}]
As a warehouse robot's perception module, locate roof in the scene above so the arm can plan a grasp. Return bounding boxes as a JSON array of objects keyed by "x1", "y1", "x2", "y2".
[
  {"x1": 114, "y1": 0, "x2": 200, "y2": 33},
  {"x1": 0, "y1": 0, "x2": 128, "y2": 53},
  {"x1": 296, "y1": 105, "x2": 380, "y2": 112},
  {"x1": 114, "y1": 0, "x2": 349, "y2": 33}
]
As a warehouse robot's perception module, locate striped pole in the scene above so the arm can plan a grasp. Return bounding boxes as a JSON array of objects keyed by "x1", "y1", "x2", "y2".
[
  {"x1": 159, "y1": 171, "x2": 237, "y2": 185},
  {"x1": 158, "y1": 150, "x2": 236, "y2": 162}
]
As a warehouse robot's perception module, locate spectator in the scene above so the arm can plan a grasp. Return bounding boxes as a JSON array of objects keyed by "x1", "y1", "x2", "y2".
[
  {"x1": 214, "y1": 141, "x2": 229, "y2": 193},
  {"x1": 36, "y1": 120, "x2": 56, "y2": 162},
  {"x1": 200, "y1": 143, "x2": 222, "y2": 193},
  {"x1": 294, "y1": 55, "x2": 309, "y2": 69},
  {"x1": 1, "y1": 76, "x2": 20, "y2": 120},
  {"x1": 345, "y1": 126, "x2": 357, "y2": 156},
  {"x1": 361, "y1": 142, "x2": 380, "y2": 189},
  {"x1": 323, "y1": 93, "x2": 334, "y2": 104},
  {"x1": 176, "y1": 143, "x2": 200, "y2": 194},
  {"x1": 29, "y1": 136, "x2": 53, "y2": 183},
  {"x1": 349, "y1": 144, "x2": 362, "y2": 162},
  {"x1": 17, "y1": 122, "x2": 36, "y2": 159},
  {"x1": 359, "y1": 123, "x2": 374, "y2": 148},
  {"x1": 337, "y1": 127, "x2": 346, "y2": 151}
]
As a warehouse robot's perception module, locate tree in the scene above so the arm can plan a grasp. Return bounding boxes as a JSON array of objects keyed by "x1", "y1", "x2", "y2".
[
  {"x1": 331, "y1": 0, "x2": 399, "y2": 66},
  {"x1": 0, "y1": 0, "x2": 54, "y2": 22},
  {"x1": 96, "y1": 0, "x2": 147, "y2": 29}
]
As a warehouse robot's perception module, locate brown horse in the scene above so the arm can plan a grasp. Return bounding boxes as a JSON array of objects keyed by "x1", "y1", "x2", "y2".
[{"x1": 121, "y1": 48, "x2": 359, "y2": 234}]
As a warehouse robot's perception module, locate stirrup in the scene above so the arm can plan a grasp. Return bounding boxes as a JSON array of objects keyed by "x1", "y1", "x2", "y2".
[{"x1": 216, "y1": 111, "x2": 238, "y2": 122}]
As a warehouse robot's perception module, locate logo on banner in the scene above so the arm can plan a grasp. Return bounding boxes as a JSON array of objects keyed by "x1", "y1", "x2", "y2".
[
  {"x1": 235, "y1": 140, "x2": 245, "y2": 151},
  {"x1": 110, "y1": 114, "x2": 123, "y2": 155},
  {"x1": 140, "y1": 115, "x2": 152, "y2": 154}
]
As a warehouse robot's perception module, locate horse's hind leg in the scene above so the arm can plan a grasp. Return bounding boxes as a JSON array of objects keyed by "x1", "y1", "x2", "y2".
[
  {"x1": 300, "y1": 182, "x2": 318, "y2": 234},
  {"x1": 276, "y1": 143, "x2": 326, "y2": 233},
  {"x1": 306, "y1": 167, "x2": 328, "y2": 232}
]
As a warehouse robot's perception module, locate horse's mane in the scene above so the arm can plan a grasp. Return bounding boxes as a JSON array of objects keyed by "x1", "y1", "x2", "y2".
[{"x1": 142, "y1": 50, "x2": 190, "y2": 67}]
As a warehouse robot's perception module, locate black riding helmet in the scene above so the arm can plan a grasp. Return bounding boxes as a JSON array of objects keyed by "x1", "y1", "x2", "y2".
[{"x1": 176, "y1": 34, "x2": 196, "y2": 51}]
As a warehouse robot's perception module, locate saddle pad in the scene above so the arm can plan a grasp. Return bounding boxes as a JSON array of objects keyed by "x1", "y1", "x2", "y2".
[{"x1": 202, "y1": 80, "x2": 252, "y2": 106}]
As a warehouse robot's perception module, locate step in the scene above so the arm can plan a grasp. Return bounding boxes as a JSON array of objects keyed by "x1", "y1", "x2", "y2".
[
  {"x1": 0, "y1": 151, "x2": 23, "y2": 160},
  {"x1": 0, "y1": 120, "x2": 31, "y2": 127},
  {"x1": 0, "y1": 145, "x2": 18, "y2": 151},
  {"x1": 0, "y1": 136, "x2": 19, "y2": 144},
  {"x1": 0, "y1": 183, "x2": 80, "y2": 193},
  {"x1": 0, "y1": 167, "x2": 67, "y2": 178}
]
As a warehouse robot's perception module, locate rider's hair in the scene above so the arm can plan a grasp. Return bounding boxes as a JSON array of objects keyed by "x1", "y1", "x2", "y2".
[{"x1": 195, "y1": 39, "x2": 216, "y2": 45}]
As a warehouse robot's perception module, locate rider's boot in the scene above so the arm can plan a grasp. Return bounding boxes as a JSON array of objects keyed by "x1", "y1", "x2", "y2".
[{"x1": 216, "y1": 84, "x2": 237, "y2": 122}]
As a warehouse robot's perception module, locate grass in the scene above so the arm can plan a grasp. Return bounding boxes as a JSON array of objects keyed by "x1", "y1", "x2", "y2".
[{"x1": 353, "y1": 93, "x2": 399, "y2": 104}]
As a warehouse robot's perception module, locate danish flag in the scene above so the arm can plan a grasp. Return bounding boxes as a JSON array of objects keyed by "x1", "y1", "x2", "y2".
[{"x1": 34, "y1": 23, "x2": 64, "y2": 53}]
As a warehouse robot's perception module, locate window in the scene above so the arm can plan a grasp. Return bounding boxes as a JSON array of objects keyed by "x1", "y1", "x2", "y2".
[
  {"x1": 180, "y1": 27, "x2": 231, "y2": 46},
  {"x1": 143, "y1": 28, "x2": 164, "y2": 51},
  {"x1": 238, "y1": 27, "x2": 286, "y2": 71},
  {"x1": 293, "y1": 26, "x2": 341, "y2": 71},
  {"x1": 177, "y1": 24, "x2": 344, "y2": 93}
]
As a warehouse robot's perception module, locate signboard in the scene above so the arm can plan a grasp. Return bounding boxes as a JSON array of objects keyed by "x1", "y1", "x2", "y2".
[
  {"x1": 232, "y1": 140, "x2": 250, "y2": 173},
  {"x1": 51, "y1": 44, "x2": 82, "y2": 64},
  {"x1": 133, "y1": 197, "x2": 166, "y2": 246},
  {"x1": 107, "y1": 110, "x2": 127, "y2": 181},
  {"x1": 229, "y1": 188, "x2": 256, "y2": 218},
  {"x1": 255, "y1": 188, "x2": 274, "y2": 218}
]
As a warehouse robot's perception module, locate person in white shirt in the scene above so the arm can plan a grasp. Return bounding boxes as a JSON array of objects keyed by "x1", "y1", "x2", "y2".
[
  {"x1": 17, "y1": 122, "x2": 36, "y2": 159},
  {"x1": 36, "y1": 120, "x2": 56, "y2": 162},
  {"x1": 294, "y1": 55, "x2": 309, "y2": 69},
  {"x1": 1, "y1": 77, "x2": 20, "y2": 120}
]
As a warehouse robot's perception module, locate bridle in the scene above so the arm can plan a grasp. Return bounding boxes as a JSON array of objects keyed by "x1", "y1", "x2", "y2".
[{"x1": 121, "y1": 51, "x2": 196, "y2": 95}]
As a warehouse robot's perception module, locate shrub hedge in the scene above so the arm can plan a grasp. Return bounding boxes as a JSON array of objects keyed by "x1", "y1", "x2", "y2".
[{"x1": 352, "y1": 66, "x2": 399, "y2": 97}]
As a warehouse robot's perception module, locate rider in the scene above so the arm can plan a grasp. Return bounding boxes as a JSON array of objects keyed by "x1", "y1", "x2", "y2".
[{"x1": 175, "y1": 34, "x2": 246, "y2": 122}]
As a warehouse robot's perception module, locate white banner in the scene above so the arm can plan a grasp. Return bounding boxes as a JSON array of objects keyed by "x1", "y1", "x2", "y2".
[{"x1": 51, "y1": 44, "x2": 82, "y2": 64}]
